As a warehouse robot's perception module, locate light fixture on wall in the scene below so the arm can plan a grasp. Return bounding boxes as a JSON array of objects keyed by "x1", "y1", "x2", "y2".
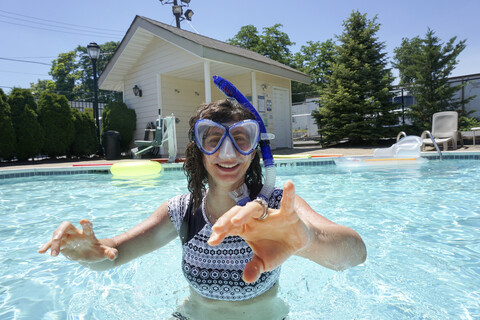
[
  {"x1": 174, "y1": 89, "x2": 180, "y2": 93},
  {"x1": 261, "y1": 83, "x2": 268, "y2": 90},
  {"x1": 133, "y1": 85, "x2": 142, "y2": 97},
  {"x1": 194, "y1": 91, "x2": 200, "y2": 96}
]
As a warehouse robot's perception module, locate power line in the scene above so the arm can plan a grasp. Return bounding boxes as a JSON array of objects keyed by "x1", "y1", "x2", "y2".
[
  {"x1": 0, "y1": 57, "x2": 51, "y2": 66},
  {"x1": 0, "y1": 9, "x2": 125, "y2": 34},
  {"x1": 0, "y1": 19, "x2": 123, "y2": 39},
  {"x1": 0, "y1": 70, "x2": 49, "y2": 76},
  {"x1": 0, "y1": 13, "x2": 123, "y2": 37},
  {"x1": 5, "y1": 56, "x2": 55, "y2": 59}
]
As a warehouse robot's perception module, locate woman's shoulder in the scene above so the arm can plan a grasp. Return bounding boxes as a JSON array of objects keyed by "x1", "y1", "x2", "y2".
[
  {"x1": 169, "y1": 193, "x2": 191, "y2": 205},
  {"x1": 168, "y1": 193, "x2": 192, "y2": 231}
]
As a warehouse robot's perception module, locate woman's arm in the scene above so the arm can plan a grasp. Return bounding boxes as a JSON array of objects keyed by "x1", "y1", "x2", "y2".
[
  {"x1": 208, "y1": 180, "x2": 366, "y2": 283},
  {"x1": 39, "y1": 201, "x2": 178, "y2": 271},
  {"x1": 293, "y1": 196, "x2": 367, "y2": 271},
  {"x1": 96, "y1": 201, "x2": 177, "y2": 269}
]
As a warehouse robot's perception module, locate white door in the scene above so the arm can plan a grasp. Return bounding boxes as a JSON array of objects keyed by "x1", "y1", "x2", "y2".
[{"x1": 273, "y1": 87, "x2": 291, "y2": 148}]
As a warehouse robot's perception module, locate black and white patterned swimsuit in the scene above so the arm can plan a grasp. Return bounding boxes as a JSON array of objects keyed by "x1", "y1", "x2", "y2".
[{"x1": 168, "y1": 188, "x2": 283, "y2": 301}]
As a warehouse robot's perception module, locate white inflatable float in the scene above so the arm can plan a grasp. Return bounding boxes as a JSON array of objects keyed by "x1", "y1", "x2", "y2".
[{"x1": 335, "y1": 136, "x2": 427, "y2": 168}]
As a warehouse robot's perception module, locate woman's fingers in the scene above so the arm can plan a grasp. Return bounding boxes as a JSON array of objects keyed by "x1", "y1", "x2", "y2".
[
  {"x1": 242, "y1": 254, "x2": 265, "y2": 283},
  {"x1": 49, "y1": 221, "x2": 77, "y2": 256},
  {"x1": 80, "y1": 219, "x2": 95, "y2": 238},
  {"x1": 104, "y1": 246, "x2": 118, "y2": 261},
  {"x1": 37, "y1": 239, "x2": 52, "y2": 254},
  {"x1": 230, "y1": 201, "x2": 268, "y2": 225},
  {"x1": 39, "y1": 220, "x2": 97, "y2": 257},
  {"x1": 280, "y1": 180, "x2": 296, "y2": 215}
]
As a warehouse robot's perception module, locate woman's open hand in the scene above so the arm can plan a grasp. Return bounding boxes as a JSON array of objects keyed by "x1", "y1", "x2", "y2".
[
  {"x1": 208, "y1": 180, "x2": 310, "y2": 283},
  {"x1": 38, "y1": 219, "x2": 118, "y2": 263}
]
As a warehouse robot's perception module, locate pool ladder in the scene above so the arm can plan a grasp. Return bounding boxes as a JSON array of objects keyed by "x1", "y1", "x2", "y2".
[
  {"x1": 397, "y1": 131, "x2": 443, "y2": 160},
  {"x1": 421, "y1": 130, "x2": 443, "y2": 160}
]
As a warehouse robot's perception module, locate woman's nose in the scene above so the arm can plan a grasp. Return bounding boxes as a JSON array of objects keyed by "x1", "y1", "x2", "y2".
[{"x1": 218, "y1": 136, "x2": 237, "y2": 159}]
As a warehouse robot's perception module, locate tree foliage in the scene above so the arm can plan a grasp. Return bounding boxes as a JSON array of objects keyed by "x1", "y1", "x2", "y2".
[
  {"x1": 30, "y1": 79, "x2": 56, "y2": 99},
  {"x1": 392, "y1": 37, "x2": 422, "y2": 85},
  {"x1": 227, "y1": 24, "x2": 295, "y2": 66},
  {"x1": 75, "y1": 41, "x2": 122, "y2": 102},
  {"x1": 315, "y1": 11, "x2": 396, "y2": 145},
  {"x1": 30, "y1": 41, "x2": 121, "y2": 103},
  {"x1": 7, "y1": 88, "x2": 44, "y2": 161},
  {"x1": 102, "y1": 101, "x2": 136, "y2": 151},
  {"x1": 49, "y1": 51, "x2": 80, "y2": 101},
  {"x1": 292, "y1": 39, "x2": 337, "y2": 103},
  {"x1": 393, "y1": 29, "x2": 470, "y2": 131},
  {"x1": 38, "y1": 92, "x2": 75, "y2": 157},
  {"x1": 70, "y1": 108, "x2": 97, "y2": 157},
  {"x1": 0, "y1": 89, "x2": 16, "y2": 160},
  {"x1": 227, "y1": 25, "x2": 261, "y2": 51}
]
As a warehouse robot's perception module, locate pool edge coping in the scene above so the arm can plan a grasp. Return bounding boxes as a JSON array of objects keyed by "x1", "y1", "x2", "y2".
[{"x1": 1, "y1": 151, "x2": 480, "y2": 179}]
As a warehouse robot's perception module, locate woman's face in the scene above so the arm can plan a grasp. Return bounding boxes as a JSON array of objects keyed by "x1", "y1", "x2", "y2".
[{"x1": 201, "y1": 120, "x2": 255, "y2": 191}]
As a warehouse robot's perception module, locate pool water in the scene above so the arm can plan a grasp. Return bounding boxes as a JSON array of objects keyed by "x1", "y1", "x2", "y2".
[{"x1": 1, "y1": 161, "x2": 479, "y2": 319}]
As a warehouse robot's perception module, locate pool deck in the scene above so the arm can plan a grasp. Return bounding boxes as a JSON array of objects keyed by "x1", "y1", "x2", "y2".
[{"x1": 1, "y1": 143, "x2": 480, "y2": 173}]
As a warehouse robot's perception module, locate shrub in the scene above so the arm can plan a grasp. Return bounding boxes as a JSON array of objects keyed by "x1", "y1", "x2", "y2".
[
  {"x1": 102, "y1": 101, "x2": 136, "y2": 151},
  {"x1": 38, "y1": 92, "x2": 75, "y2": 158},
  {"x1": 459, "y1": 116, "x2": 480, "y2": 131},
  {"x1": 7, "y1": 88, "x2": 44, "y2": 161},
  {"x1": 0, "y1": 90, "x2": 16, "y2": 160},
  {"x1": 70, "y1": 109, "x2": 98, "y2": 157}
]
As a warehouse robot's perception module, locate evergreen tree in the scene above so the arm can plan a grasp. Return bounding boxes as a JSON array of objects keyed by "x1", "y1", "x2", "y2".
[
  {"x1": 70, "y1": 108, "x2": 97, "y2": 157},
  {"x1": 316, "y1": 11, "x2": 396, "y2": 145},
  {"x1": 393, "y1": 29, "x2": 470, "y2": 131},
  {"x1": 0, "y1": 89, "x2": 16, "y2": 160},
  {"x1": 7, "y1": 88, "x2": 44, "y2": 161},
  {"x1": 38, "y1": 92, "x2": 75, "y2": 157}
]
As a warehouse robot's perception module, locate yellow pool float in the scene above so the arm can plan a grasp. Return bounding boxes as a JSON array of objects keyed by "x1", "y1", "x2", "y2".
[{"x1": 110, "y1": 161, "x2": 162, "y2": 177}]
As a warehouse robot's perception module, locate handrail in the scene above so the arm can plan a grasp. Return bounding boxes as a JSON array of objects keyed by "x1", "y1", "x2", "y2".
[
  {"x1": 421, "y1": 130, "x2": 443, "y2": 160},
  {"x1": 396, "y1": 131, "x2": 407, "y2": 142}
]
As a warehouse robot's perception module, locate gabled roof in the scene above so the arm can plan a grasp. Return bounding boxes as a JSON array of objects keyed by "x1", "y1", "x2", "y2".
[{"x1": 99, "y1": 16, "x2": 310, "y2": 91}]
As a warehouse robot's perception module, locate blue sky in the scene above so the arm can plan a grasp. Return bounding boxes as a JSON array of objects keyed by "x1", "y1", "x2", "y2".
[{"x1": 1, "y1": 0, "x2": 479, "y2": 93}]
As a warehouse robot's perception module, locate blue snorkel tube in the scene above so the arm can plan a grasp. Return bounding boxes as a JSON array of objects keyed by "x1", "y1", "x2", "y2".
[{"x1": 213, "y1": 75, "x2": 276, "y2": 204}]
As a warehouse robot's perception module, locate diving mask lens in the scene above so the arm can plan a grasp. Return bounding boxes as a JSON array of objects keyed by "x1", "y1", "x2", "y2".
[{"x1": 194, "y1": 119, "x2": 260, "y2": 155}]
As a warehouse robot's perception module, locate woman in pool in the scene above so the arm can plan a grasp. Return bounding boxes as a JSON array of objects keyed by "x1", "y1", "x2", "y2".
[{"x1": 39, "y1": 99, "x2": 366, "y2": 319}]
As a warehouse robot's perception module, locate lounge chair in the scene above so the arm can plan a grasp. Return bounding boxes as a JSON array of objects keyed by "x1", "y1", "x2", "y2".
[{"x1": 421, "y1": 111, "x2": 459, "y2": 151}]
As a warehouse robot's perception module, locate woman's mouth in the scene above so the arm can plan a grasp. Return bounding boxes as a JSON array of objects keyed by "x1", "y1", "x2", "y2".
[{"x1": 217, "y1": 163, "x2": 239, "y2": 169}]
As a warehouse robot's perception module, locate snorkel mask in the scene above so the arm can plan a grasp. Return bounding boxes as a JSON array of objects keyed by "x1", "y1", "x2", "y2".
[
  {"x1": 212, "y1": 76, "x2": 276, "y2": 205},
  {"x1": 194, "y1": 119, "x2": 260, "y2": 156}
]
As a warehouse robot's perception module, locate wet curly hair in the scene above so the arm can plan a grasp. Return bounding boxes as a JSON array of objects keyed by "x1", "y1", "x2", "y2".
[{"x1": 183, "y1": 99, "x2": 263, "y2": 211}]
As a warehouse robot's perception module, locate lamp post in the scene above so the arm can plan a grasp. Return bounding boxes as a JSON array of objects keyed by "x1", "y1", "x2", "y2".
[{"x1": 87, "y1": 42, "x2": 102, "y2": 156}]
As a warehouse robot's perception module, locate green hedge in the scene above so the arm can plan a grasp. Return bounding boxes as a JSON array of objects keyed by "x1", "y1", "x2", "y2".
[
  {"x1": 70, "y1": 108, "x2": 98, "y2": 157},
  {"x1": 38, "y1": 92, "x2": 75, "y2": 158},
  {"x1": 102, "y1": 101, "x2": 136, "y2": 151},
  {"x1": 7, "y1": 88, "x2": 44, "y2": 161},
  {"x1": 0, "y1": 89, "x2": 16, "y2": 160}
]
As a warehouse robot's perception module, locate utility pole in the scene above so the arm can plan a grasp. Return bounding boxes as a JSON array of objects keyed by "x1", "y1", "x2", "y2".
[{"x1": 159, "y1": 0, "x2": 194, "y2": 29}]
